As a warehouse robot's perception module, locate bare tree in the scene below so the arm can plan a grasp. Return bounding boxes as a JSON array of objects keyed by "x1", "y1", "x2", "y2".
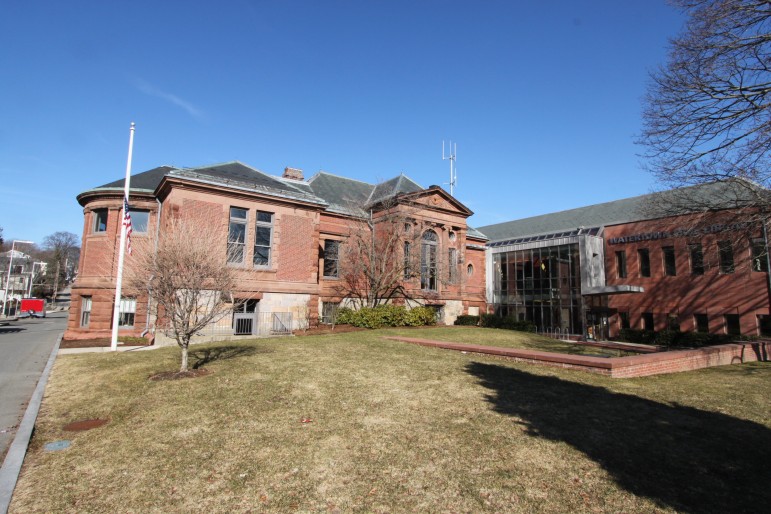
[
  {"x1": 639, "y1": 0, "x2": 771, "y2": 194},
  {"x1": 334, "y1": 198, "x2": 455, "y2": 308},
  {"x1": 40, "y1": 231, "x2": 80, "y2": 294},
  {"x1": 127, "y1": 217, "x2": 237, "y2": 372}
]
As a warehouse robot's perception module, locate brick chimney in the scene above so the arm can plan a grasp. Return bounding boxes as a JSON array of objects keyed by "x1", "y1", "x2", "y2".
[{"x1": 283, "y1": 167, "x2": 304, "y2": 180}]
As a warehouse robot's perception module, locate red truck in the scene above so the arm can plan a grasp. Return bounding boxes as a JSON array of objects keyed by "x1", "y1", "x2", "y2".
[{"x1": 20, "y1": 298, "x2": 46, "y2": 318}]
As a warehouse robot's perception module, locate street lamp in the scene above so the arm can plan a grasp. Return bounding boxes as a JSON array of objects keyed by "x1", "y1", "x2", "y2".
[{"x1": 3, "y1": 240, "x2": 34, "y2": 318}]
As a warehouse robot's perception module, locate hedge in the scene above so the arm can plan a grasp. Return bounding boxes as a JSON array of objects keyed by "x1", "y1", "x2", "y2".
[
  {"x1": 335, "y1": 305, "x2": 436, "y2": 329},
  {"x1": 454, "y1": 315, "x2": 480, "y2": 326},
  {"x1": 618, "y1": 328, "x2": 755, "y2": 348},
  {"x1": 478, "y1": 314, "x2": 536, "y2": 333}
]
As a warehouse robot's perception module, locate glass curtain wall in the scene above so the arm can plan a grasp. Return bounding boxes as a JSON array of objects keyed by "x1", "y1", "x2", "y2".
[{"x1": 492, "y1": 243, "x2": 582, "y2": 334}]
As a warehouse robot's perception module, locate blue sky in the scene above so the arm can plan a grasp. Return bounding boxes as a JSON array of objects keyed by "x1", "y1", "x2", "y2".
[{"x1": 0, "y1": 0, "x2": 684, "y2": 245}]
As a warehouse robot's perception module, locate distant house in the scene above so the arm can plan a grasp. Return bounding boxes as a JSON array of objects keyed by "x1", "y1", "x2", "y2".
[
  {"x1": 0, "y1": 249, "x2": 38, "y2": 310},
  {"x1": 65, "y1": 162, "x2": 487, "y2": 341}
]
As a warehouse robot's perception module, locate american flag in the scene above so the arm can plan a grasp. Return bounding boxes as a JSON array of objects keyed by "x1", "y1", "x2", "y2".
[{"x1": 123, "y1": 196, "x2": 133, "y2": 255}]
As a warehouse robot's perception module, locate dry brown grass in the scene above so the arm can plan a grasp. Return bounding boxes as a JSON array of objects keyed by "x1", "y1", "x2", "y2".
[{"x1": 10, "y1": 327, "x2": 770, "y2": 513}]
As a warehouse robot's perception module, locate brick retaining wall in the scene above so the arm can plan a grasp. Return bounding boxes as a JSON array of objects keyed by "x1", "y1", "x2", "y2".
[{"x1": 385, "y1": 337, "x2": 770, "y2": 378}]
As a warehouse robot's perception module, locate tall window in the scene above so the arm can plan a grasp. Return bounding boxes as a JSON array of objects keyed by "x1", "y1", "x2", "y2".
[
  {"x1": 421, "y1": 230, "x2": 438, "y2": 291},
  {"x1": 718, "y1": 240, "x2": 734, "y2": 273},
  {"x1": 80, "y1": 296, "x2": 92, "y2": 327},
  {"x1": 619, "y1": 311, "x2": 630, "y2": 330},
  {"x1": 751, "y1": 238, "x2": 768, "y2": 272},
  {"x1": 129, "y1": 209, "x2": 150, "y2": 233},
  {"x1": 93, "y1": 209, "x2": 108, "y2": 233},
  {"x1": 689, "y1": 243, "x2": 704, "y2": 275},
  {"x1": 724, "y1": 314, "x2": 741, "y2": 335},
  {"x1": 403, "y1": 241, "x2": 411, "y2": 279},
  {"x1": 667, "y1": 313, "x2": 679, "y2": 331},
  {"x1": 757, "y1": 314, "x2": 771, "y2": 336},
  {"x1": 616, "y1": 250, "x2": 627, "y2": 278},
  {"x1": 228, "y1": 207, "x2": 247, "y2": 264},
  {"x1": 694, "y1": 313, "x2": 709, "y2": 333},
  {"x1": 323, "y1": 240, "x2": 339, "y2": 278},
  {"x1": 638, "y1": 249, "x2": 651, "y2": 277},
  {"x1": 321, "y1": 302, "x2": 339, "y2": 324},
  {"x1": 448, "y1": 248, "x2": 458, "y2": 284},
  {"x1": 254, "y1": 211, "x2": 273, "y2": 266},
  {"x1": 663, "y1": 246, "x2": 676, "y2": 276},
  {"x1": 642, "y1": 312, "x2": 654, "y2": 331},
  {"x1": 118, "y1": 297, "x2": 136, "y2": 327}
]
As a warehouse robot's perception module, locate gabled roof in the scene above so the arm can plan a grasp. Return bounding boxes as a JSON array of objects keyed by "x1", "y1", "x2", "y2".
[
  {"x1": 478, "y1": 179, "x2": 768, "y2": 243},
  {"x1": 306, "y1": 172, "x2": 375, "y2": 215},
  {"x1": 367, "y1": 174, "x2": 423, "y2": 206}
]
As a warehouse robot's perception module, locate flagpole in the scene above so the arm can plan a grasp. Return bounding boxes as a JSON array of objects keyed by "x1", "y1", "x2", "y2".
[{"x1": 110, "y1": 122, "x2": 136, "y2": 351}]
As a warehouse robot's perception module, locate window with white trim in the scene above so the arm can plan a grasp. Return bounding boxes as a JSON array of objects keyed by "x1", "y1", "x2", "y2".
[
  {"x1": 228, "y1": 207, "x2": 247, "y2": 264},
  {"x1": 118, "y1": 297, "x2": 136, "y2": 327},
  {"x1": 80, "y1": 296, "x2": 92, "y2": 327},
  {"x1": 254, "y1": 211, "x2": 273, "y2": 266}
]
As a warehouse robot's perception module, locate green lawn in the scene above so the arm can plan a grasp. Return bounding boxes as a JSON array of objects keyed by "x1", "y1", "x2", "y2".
[{"x1": 11, "y1": 327, "x2": 770, "y2": 513}]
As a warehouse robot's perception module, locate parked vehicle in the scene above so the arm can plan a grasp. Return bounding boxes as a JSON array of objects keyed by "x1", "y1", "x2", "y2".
[{"x1": 19, "y1": 298, "x2": 46, "y2": 318}]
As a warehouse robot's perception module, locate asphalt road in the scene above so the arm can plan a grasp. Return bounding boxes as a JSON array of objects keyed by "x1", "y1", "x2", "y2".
[{"x1": 0, "y1": 313, "x2": 66, "y2": 462}]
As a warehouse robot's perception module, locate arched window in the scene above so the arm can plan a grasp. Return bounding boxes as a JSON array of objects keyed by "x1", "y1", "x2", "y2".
[{"x1": 421, "y1": 230, "x2": 438, "y2": 290}]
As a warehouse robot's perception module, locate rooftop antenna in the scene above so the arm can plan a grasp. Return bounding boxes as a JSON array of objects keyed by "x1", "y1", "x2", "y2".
[{"x1": 442, "y1": 140, "x2": 457, "y2": 196}]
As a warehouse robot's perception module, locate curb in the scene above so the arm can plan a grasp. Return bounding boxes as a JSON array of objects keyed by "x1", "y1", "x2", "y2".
[{"x1": 0, "y1": 333, "x2": 62, "y2": 514}]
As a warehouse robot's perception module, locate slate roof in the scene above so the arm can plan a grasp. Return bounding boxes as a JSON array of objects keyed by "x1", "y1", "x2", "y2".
[
  {"x1": 478, "y1": 179, "x2": 767, "y2": 243},
  {"x1": 82, "y1": 162, "x2": 485, "y2": 233},
  {"x1": 95, "y1": 165, "x2": 178, "y2": 191},
  {"x1": 169, "y1": 162, "x2": 326, "y2": 205}
]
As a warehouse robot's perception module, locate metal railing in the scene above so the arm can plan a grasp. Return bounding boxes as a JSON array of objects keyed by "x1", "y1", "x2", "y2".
[{"x1": 158, "y1": 311, "x2": 294, "y2": 339}]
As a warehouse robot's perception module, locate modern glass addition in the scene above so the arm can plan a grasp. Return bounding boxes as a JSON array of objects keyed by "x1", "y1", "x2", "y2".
[{"x1": 492, "y1": 243, "x2": 582, "y2": 334}]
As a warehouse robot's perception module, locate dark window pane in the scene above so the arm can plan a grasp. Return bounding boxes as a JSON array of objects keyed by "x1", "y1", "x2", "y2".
[
  {"x1": 758, "y1": 315, "x2": 771, "y2": 336},
  {"x1": 323, "y1": 240, "x2": 339, "y2": 278},
  {"x1": 229, "y1": 223, "x2": 246, "y2": 243},
  {"x1": 638, "y1": 249, "x2": 651, "y2": 277},
  {"x1": 695, "y1": 314, "x2": 709, "y2": 333},
  {"x1": 616, "y1": 251, "x2": 627, "y2": 278},
  {"x1": 642, "y1": 312, "x2": 654, "y2": 331},
  {"x1": 751, "y1": 239, "x2": 768, "y2": 272},
  {"x1": 663, "y1": 246, "x2": 676, "y2": 276},
  {"x1": 725, "y1": 314, "x2": 741, "y2": 335},
  {"x1": 619, "y1": 311, "x2": 630, "y2": 330},
  {"x1": 94, "y1": 210, "x2": 108, "y2": 232},
  {"x1": 689, "y1": 243, "x2": 704, "y2": 275},
  {"x1": 255, "y1": 226, "x2": 271, "y2": 246},
  {"x1": 257, "y1": 211, "x2": 272, "y2": 223},
  {"x1": 253, "y1": 246, "x2": 270, "y2": 265},
  {"x1": 230, "y1": 207, "x2": 247, "y2": 220},
  {"x1": 718, "y1": 241, "x2": 734, "y2": 273}
]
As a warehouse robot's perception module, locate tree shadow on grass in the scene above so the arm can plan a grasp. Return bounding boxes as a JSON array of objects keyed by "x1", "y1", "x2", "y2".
[
  {"x1": 190, "y1": 345, "x2": 267, "y2": 369},
  {"x1": 465, "y1": 362, "x2": 771, "y2": 514}
]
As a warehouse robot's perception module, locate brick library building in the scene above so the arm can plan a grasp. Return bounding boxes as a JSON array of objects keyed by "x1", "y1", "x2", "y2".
[
  {"x1": 65, "y1": 162, "x2": 488, "y2": 341},
  {"x1": 66, "y1": 163, "x2": 770, "y2": 343},
  {"x1": 479, "y1": 179, "x2": 771, "y2": 340}
]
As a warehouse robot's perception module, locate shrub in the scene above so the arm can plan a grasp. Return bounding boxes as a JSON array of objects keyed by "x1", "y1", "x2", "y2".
[
  {"x1": 335, "y1": 305, "x2": 436, "y2": 329},
  {"x1": 454, "y1": 315, "x2": 479, "y2": 326},
  {"x1": 617, "y1": 328, "x2": 755, "y2": 348},
  {"x1": 405, "y1": 306, "x2": 437, "y2": 326},
  {"x1": 478, "y1": 314, "x2": 536, "y2": 333}
]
